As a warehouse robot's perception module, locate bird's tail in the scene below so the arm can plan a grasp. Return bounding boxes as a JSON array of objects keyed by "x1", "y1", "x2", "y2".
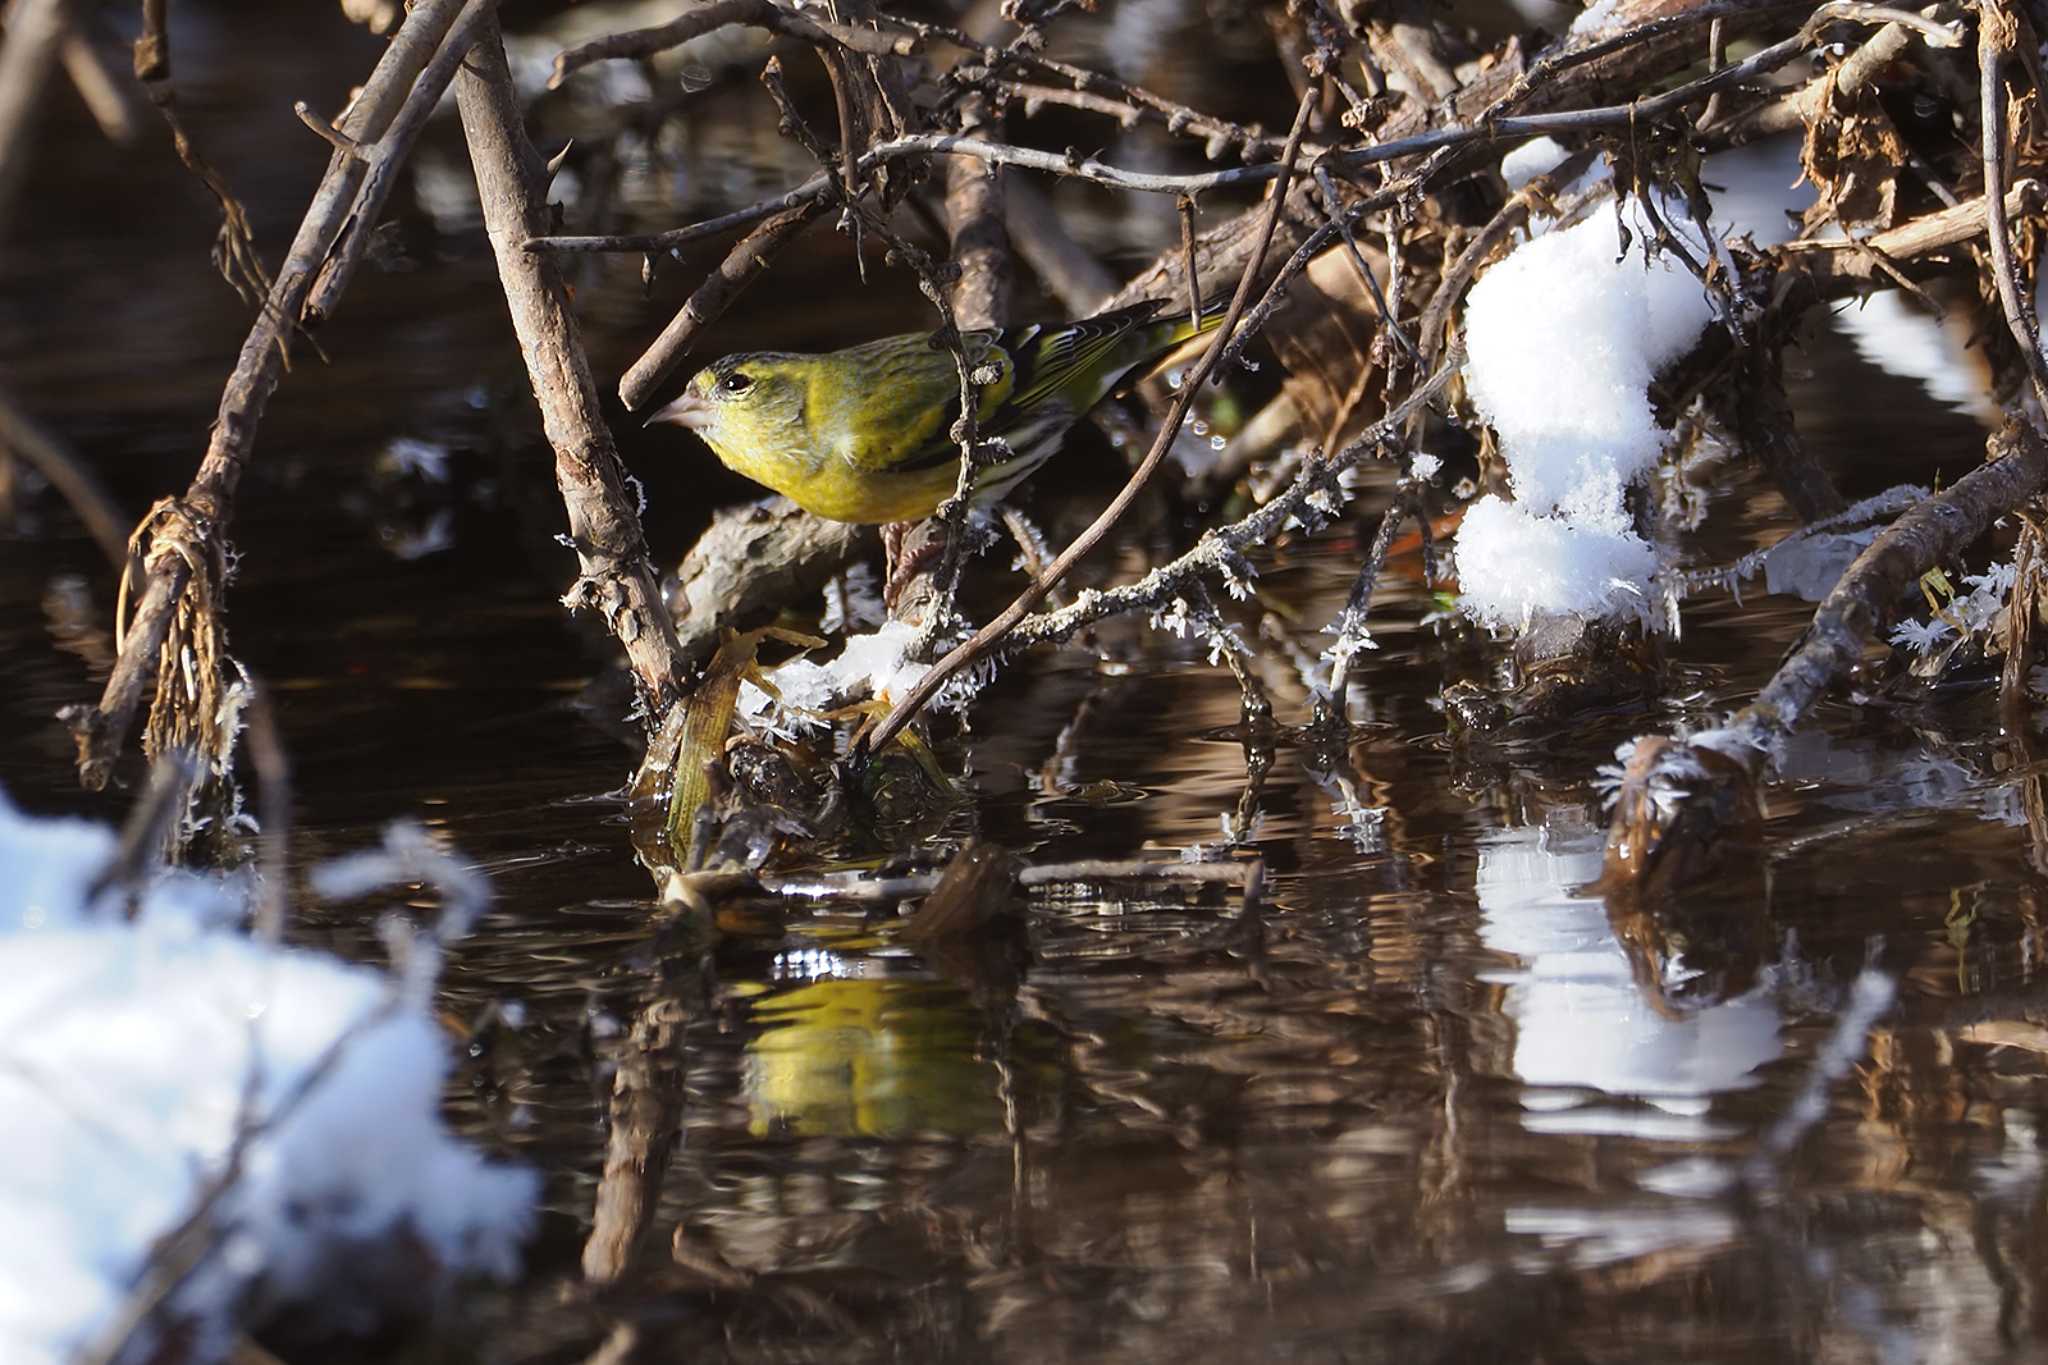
[{"x1": 1131, "y1": 292, "x2": 1235, "y2": 356}]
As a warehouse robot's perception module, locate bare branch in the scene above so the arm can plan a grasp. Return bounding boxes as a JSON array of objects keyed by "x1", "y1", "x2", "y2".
[
  {"x1": 60, "y1": 0, "x2": 489, "y2": 792},
  {"x1": 1004, "y1": 359, "x2": 1458, "y2": 651},
  {"x1": 548, "y1": 0, "x2": 918, "y2": 90},
  {"x1": 455, "y1": 15, "x2": 688, "y2": 715},
  {"x1": 617, "y1": 202, "x2": 824, "y2": 412},
  {"x1": 1976, "y1": 0, "x2": 2048, "y2": 414}
]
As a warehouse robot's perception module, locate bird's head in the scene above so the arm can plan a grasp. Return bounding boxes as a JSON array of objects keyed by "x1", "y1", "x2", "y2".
[{"x1": 645, "y1": 353, "x2": 808, "y2": 461}]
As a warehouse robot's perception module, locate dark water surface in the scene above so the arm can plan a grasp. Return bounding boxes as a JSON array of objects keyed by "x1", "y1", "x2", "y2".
[{"x1": 6, "y1": 5, "x2": 2048, "y2": 1362}]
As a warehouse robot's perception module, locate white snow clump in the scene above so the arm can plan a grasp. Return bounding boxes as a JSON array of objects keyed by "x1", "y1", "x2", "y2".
[
  {"x1": 738, "y1": 620, "x2": 933, "y2": 734},
  {"x1": 0, "y1": 791, "x2": 535, "y2": 1365},
  {"x1": 1454, "y1": 137, "x2": 1812, "y2": 630}
]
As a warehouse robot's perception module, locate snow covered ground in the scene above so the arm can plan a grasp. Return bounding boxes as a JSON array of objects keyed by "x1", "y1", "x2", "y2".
[{"x1": 0, "y1": 793, "x2": 535, "y2": 1365}]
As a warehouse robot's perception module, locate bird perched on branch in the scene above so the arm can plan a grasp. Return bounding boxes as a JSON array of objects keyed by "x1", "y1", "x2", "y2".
[{"x1": 644, "y1": 297, "x2": 1226, "y2": 524}]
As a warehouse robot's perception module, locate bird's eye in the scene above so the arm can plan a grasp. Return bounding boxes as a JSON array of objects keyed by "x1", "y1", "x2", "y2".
[{"x1": 720, "y1": 372, "x2": 754, "y2": 395}]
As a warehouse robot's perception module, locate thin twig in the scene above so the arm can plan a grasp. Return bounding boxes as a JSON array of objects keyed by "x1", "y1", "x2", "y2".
[
  {"x1": 60, "y1": 27, "x2": 137, "y2": 145},
  {"x1": 293, "y1": 100, "x2": 363, "y2": 159},
  {"x1": 1216, "y1": 0, "x2": 1960, "y2": 374},
  {"x1": 1976, "y1": 0, "x2": 2048, "y2": 414},
  {"x1": 618, "y1": 201, "x2": 824, "y2": 412},
  {"x1": 0, "y1": 384, "x2": 129, "y2": 569},
  {"x1": 549, "y1": 0, "x2": 918, "y2": 89},
  {"x1": 1004, "y1": 359, "x2": 1458, "y2": 651},
  {"x1": 877, "y1": 12, "x2": 1310, "y2": 161},
  {"x1": 1312, "y1": 164, "x2": 1416, "y2": 362},
  {"x1": 1325, "y1": 487, "x2": 1423, "y2": 697}
]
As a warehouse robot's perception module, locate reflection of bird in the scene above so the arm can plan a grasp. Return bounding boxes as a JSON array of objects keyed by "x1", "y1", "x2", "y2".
[{"x1": 645, "y1": 298, "x2": 1225, "y2": 523}]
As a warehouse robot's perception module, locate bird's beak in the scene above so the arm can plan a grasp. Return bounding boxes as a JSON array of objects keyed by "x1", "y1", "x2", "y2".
[{"x1": 644, "y1": 390, "x2": 712, "y2": 431}]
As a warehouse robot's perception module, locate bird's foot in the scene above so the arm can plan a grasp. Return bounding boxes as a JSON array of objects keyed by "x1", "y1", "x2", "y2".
[{"x1": 882, "y1": 520, "x2": 945, "y2": 615}]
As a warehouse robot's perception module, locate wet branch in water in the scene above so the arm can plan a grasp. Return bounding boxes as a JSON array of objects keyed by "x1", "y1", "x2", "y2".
[{"x1": 1604, "y1": 422, "x2": 2048, "y2": 894}]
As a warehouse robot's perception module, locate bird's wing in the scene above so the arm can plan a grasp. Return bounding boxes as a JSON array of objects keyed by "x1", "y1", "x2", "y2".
[
  {"x1": 991, "y1": 299, "x2": 1171, "y2": 424},
  {"x1": 826, "y1": 300, "x2": 1175, "y2": 485},
  {"x1": 827, "y1": 331, "x2": 1017, "y2": 474}
]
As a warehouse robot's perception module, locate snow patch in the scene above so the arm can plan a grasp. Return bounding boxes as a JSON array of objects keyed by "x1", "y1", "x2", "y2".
[
  {"x1": 1453, "y1": 494, "x2": 1658, "y2": 629},
  {"x1": 738, "y1": 621, "x2": 933, "y2": 733},
  {"x1": 0, "y1": 794, "x2": 535, "y2": 1365},
  {"x1": 1455, "y1": 140, "x2": 1811, "y2": 630}
]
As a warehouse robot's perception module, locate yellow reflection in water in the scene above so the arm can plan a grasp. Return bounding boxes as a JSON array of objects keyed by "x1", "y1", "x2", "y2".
[{"x1": 744, "y1": 976, "x2": 1001, "y2": 1138}]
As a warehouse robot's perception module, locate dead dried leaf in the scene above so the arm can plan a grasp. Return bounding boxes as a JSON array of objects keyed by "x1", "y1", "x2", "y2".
[{"x1": 1799, "y1": 70, "x2": 1907, "y2": 233}]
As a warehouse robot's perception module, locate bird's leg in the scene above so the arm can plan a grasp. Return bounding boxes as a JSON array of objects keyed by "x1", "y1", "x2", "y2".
[
  {"x1": 882, "y1": 519, "x2": 910, "y2": 579},
  {"x1": 882, "y1": 518, "x2": 946, "y2": 616}
]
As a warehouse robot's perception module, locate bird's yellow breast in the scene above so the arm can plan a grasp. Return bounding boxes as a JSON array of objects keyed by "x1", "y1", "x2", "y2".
[{"x1": 706, "y1": 433, "x2": 962, "y2": 523}]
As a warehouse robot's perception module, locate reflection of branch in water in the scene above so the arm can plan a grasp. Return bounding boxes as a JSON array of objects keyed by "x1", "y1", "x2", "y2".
[
  {"x1": 0, "y1": 386, "x2": 128, "y2": 569},
  {"x1": 767, "y1": 856, "x2": 1262, "y2": 905},
  {"x1": 1746, "y1": 967, "x2": 1898, "y2": 1188},
  {"x1": 583, "y1": 993, "x2": 689, "y2": 1286}
]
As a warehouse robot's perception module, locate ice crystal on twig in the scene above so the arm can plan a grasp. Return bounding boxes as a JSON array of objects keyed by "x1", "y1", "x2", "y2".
[
  {"x1": 1887, "y1": 615, "x2": 1955, "y2": 655},
  {"x1": 1320, "y1": 605, "x2": 1380, "y2": 670},
  {"x1": 1150, "y1": 596, "x2": 1194, "y2": 638}
]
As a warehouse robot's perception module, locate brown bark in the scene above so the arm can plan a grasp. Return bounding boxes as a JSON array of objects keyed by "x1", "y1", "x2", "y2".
[
  {"x1": 668, "y1": 498, "x2": 876, "y2": 671},
  {"x1": 1788, "y1": 182, "x2": 2047, "y2": 288},
  {"x1": 455, "y1": 19, "x2": 687, "y2": 715},
  {"x1": 944, "y1": 96, "x2": 1011, "y2": 332}
]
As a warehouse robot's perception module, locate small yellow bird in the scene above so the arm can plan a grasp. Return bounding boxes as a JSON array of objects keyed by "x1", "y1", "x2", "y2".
[{"x1": 645, "y1": 298, "x2": 1225, "y2": 524}]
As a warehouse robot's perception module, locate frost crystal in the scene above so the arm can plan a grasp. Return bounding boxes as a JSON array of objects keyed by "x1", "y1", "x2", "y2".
[
  {"x1": 1150, "y1": 596, "x2": 1194, "y2": 638},
  {"x1": 1963, "y1": 560, "x2": 2018, "y2": 596},
  {"x1": 1320, "y1": 606, "x2": 1381, "y2": 668},
  {"x1": 1201, "y1": 620, "x2": 1251, "y2": 665},
  {"x1": 1887, "y1": 616, "x2": 1955, "y2": 655},
  {"x1": 1220, "y1": 558, "x2": 1259, "y2": 602}
]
